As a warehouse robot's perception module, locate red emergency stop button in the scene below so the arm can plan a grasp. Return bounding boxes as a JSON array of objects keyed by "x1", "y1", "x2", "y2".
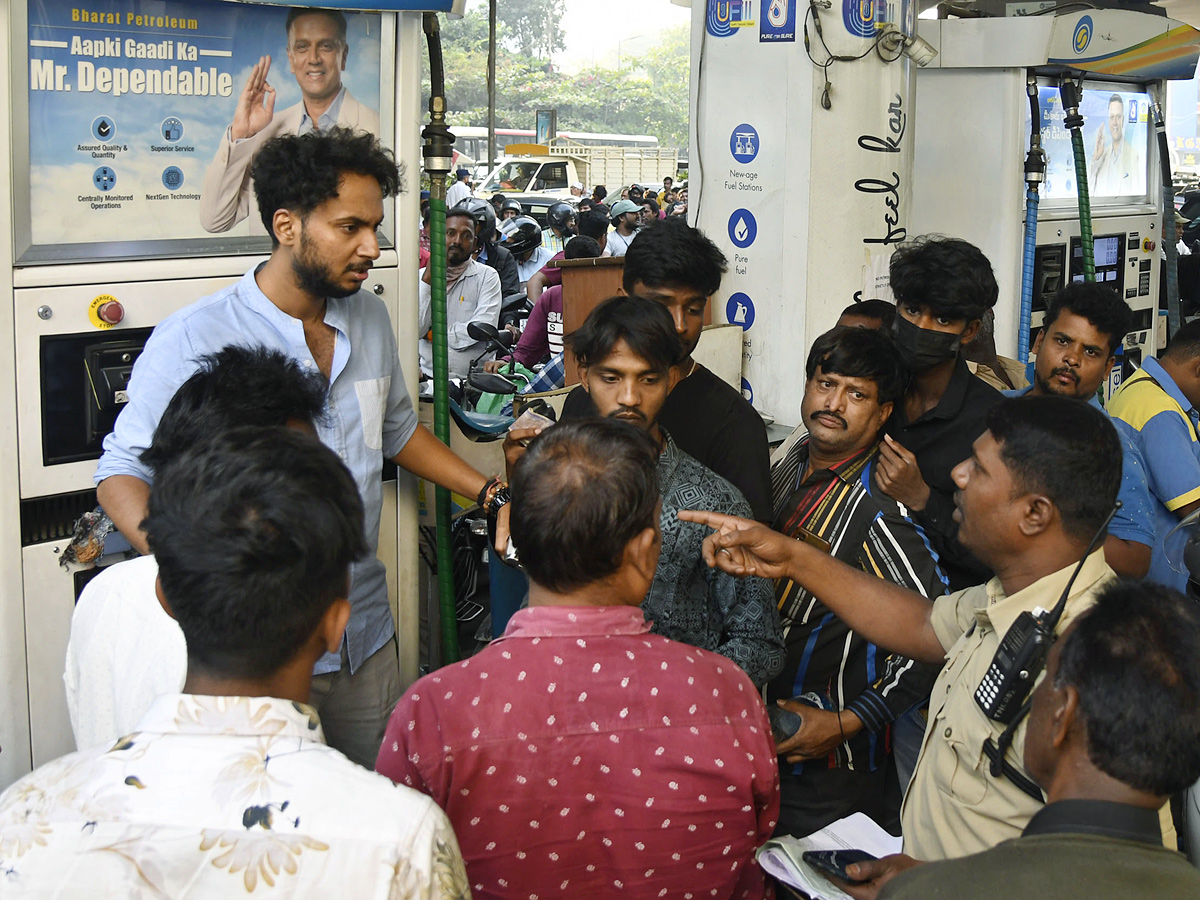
[
  {"x1": 97, "y1": 299, "x2": 124, "y2": 325},
  {"x1": 1143, "y1": 238, "x2": 1156, "y2": 252}
]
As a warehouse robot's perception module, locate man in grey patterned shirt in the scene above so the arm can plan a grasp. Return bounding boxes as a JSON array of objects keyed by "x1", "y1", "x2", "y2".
[{"x1": 563, "y1": 295, "x2": 784, "y2": 687}]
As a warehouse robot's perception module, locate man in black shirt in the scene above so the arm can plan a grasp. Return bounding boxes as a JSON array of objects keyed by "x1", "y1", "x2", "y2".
[
  {"x1": 561, "y1": 219, "x2": 773, "y2": 521},
  {"x1": 877, "y1": 237, "x2": 1003, "y2": 590}
]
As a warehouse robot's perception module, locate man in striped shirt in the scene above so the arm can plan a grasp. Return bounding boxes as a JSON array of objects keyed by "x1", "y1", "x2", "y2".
[{"x1": 769, "y1": 327, "x2": 948, "y2": 837}]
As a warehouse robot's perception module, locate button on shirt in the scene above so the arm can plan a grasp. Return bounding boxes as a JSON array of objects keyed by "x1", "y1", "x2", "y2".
[
  {"x1": 376, "y1": 605, "x2": 780, "y2": 900},
  {"x1": 95, "y1": 267, "x2": 419, "y2": 675},
  {"x1": 1107, "y1": 356, "x2": 1200, "y2": 591},
  {"x1": 900, "y1": 550, "x2": 1116, "y2": 860},
  {"x1": 418, "y1": 258, "x2": 503, "y2": 380},
  {"x1": 1004, "y1": 386, "x2": 1155, "y2": 553},
  {"x1": 0, "y1": 695, "x2": 470, "y2": 898}
]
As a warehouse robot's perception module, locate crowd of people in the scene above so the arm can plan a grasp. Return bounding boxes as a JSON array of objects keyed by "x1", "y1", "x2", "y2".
[{"x1": 2, "y1": 127, "x2": 1200, "y2": 900}]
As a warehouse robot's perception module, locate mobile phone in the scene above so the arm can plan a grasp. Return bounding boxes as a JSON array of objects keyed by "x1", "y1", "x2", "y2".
[{"x1": 801, "y1": 849, "x2": 877, "y2": 885}]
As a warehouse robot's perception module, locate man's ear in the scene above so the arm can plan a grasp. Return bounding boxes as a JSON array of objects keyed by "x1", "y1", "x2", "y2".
[
  {"x1": 578, "y1": 364, "x2": 590, "y2": 393},
  {"x1": 273, "y1": 209, "x2": 300, "y2": 249},
  {"x1": 320, "y1": 598, "x2": 352, "y2": 655},
  {"x1": 627, "y1": 525, "x2": 661, "y2": 583},
  {"x1": 1101, "y1": 353, "x2": 1116, "y2": 381},
  {"x1": 1018, "y1": 493, "x2": 1055, "y2": 537},
  {"x1": 340, "y1": 44, "x2": 348, "y2": 71},
  {"x1": 1051, "y1": 683, "x2": 1080, "y2": 752},
  {"x1": 876, "y1": 399, "x2": 894, "y2": 431},
  {"x1": 1031, "y1": 328, "x2": 1045, "y2": 356},
  {"x1": 666, "y1": 365, "x2": 682, "y2": 393},
  {"x1": 155, "y1": 576, "x2": 176, "y2": 621},
  {"x1": 960, "y1": 318, "x2": 983, "y2": 346}
]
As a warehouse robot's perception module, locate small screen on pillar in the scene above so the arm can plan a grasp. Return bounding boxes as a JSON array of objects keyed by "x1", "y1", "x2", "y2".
[{"x1": 1032, "y1": 85, "x2": 1152, "y2": 203}]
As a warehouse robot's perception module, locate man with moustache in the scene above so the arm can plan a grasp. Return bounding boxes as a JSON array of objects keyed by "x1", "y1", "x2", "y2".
[
  {"x1": 200, "y1": 8, "x2": 380, "y2": 233},
  {"x1": 417, "y1": 207, "x2": 503, "y2": 380},
  {"x1": 769, "y1": 327, "x2": 947, "y2": 836},
  {"x1": 1004, "y1": 283, "x2": 1154, "y2": 578},
  {"x1": 563, "y1": 295, "x2": 784, "y2": 687}
]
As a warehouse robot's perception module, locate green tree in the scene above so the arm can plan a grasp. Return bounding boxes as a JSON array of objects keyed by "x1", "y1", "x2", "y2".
[{"x1": 496, "y1": 0, "x2": 566, "y2": 60}]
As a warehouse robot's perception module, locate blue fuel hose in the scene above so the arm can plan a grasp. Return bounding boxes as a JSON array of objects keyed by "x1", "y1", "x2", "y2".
[{"x1": 1019, "y1": 188, "x2": 1039, "y2": 363}]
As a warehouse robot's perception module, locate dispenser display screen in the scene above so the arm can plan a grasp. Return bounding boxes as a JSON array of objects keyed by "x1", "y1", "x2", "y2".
[
  {"x1": 1033, "y1": 86, "x2": 1151, "y2": 203},
  {"x1": 1069, "y1": 233, "x2": 1126, "y2": 285}
]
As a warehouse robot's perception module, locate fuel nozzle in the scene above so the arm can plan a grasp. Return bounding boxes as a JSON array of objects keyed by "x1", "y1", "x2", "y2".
[
  {"x1": 1059, "y1": 79, "x2": 1084, "y2": 131},
  {"x1": 421, "y1": 12, "x2": 454, "y2": 180},
  {"x1": 1025, "y1": 77, "x2": 1046, "y2": 189}
]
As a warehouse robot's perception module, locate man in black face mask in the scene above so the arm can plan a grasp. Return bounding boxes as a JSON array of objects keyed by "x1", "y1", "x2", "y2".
[{"x1": 875, "y1": 237, "x2": 1004, "y2": 591}]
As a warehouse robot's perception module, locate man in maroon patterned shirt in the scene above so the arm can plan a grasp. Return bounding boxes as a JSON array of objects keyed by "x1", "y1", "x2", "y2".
[{"x1": 376, "y1": 419, "x2": 780, "y2": 900}]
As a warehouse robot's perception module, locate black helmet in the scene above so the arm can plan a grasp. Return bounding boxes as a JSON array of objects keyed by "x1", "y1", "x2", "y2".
[
  {"x1": 501, "y1": 198, "x2": 524, "y2": 218},
  {"x1": 498, "y1": 215, "x2": 543, "y2": 257},
  {"x1": 546, "y1": 201, "x2": 576, "y2": 234},
  {"x1": 453, "y1": 197, "x2": 497, "y2": 243}
]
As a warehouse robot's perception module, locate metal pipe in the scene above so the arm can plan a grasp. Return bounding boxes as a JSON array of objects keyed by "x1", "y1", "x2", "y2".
[
  {"x1": 421, "y1": 11, "x2": 460, "y2": 664},
  {"x1": 487, "y1": 0, "x2": 497, "y2": 172}
]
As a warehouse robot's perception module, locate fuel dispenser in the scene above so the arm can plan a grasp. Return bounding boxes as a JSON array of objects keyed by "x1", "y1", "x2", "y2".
[
  {"x1": 910, "y1": 11, "x2": 1200, "y2": 383},
  {"x1": 0, "y1": 0, "x2": 455, "y2": 791}
]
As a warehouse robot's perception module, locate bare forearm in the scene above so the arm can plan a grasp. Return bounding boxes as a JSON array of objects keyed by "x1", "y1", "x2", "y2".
[
  {"x1": 784, "y1": 543, "x2": 946, "y2": 663},
  {"x1": 96, "y1": 475, "x2": 152, "y2": 556},
  {"x1": 393, "y1": 424, "x2": 490, "y2": 499}
]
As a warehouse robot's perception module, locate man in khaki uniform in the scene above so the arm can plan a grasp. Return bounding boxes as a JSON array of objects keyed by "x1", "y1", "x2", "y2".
[{"x1": 682, "y1": 395, "x2": 1123, "y2": 861}]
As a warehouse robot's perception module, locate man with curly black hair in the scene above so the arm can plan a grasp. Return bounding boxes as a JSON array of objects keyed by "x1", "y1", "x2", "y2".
[{"x1": 97, "y1": 127, "x2": 501, "y2": 767}]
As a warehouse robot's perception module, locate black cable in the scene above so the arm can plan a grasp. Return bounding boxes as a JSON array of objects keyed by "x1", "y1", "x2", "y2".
[
  {"x1": 1030, "y1": 1, "x2": 1097, "y2": 15},
  {"x1": 802, "y1": 0, "x2": 898, "y2": 110}
]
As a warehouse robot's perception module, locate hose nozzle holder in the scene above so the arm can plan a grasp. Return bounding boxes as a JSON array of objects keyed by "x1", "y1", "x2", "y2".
[{"x1": 1060, "y1": 80, "x2": 1083, "y2": 130}]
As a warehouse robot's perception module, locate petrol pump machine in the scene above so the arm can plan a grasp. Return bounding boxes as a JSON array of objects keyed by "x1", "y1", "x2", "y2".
[
  {"x1": 911, "y1": 11, "x2": 1200, "y2": 377},
  {"x1": 0, "y1": 0, "x2": 453, "y2": 791}
]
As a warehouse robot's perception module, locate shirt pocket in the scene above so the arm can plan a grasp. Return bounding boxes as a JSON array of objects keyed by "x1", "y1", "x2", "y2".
[
  {"x1": 355, "y1": 375, "x2": 391, "y2": 452},
  {"x1": 930, "y1": 697, "x2": 990, "y2": 807}
]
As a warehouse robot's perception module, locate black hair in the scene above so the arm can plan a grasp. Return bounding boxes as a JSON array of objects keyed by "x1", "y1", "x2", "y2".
[
  {"x1": 640, "y1": 197, "x2": 660, "y2": 216},
  {"x1": 805, "y1": 326, "x2": 910, "y2": 405},
  {"x1": 593, "y1": 185, "x2": 608, "y2": 201},
  {"x1": 986, "y1": 396, "x2": 1121, "y2": 543},
  {"x1": 252, "y1": 127, "x2": 403, "y2": 245},
  {"x1": 578, "y1": 198, "x2": 595, "y2": 211},
  {"x1": 1108, "y1": 92, "x2": 1124, "y2": 110},
  {"x1": 140, "y1": 345, "x2": 327, "y2": 475},
  {"x1": 286, "y1": 7, "x2": 347, "y2": 43},
  {"x1": 621, "y1": 217, "x2": 727, "y2": 297},
  {"x1": 1054, "y1": 580, "x2": 1200, "y2": 796},
  {"x1": 1042, "y1": 283, "x2": 1133, "y2": 355},
  {"x1": 1164, "y1": 317, "x2": 1200, "y2": 361},
  {"x1": 566, "y1": 294, "x2": 684, "y2": 373},
  {"x1": 511, "y1": 419, "x2": 660, "y2": 593},
  {"x1": 577, "y1": 208, "x2": 610, "y2": 241},
  {"x1": 839, "y1": 299, "x2": 896, "y2": 329},
  {"x1": 628, "y1": 185, "x2": 645, "y2": 200},
  {"x1": 565, "y1": 235, "x2": 601, "y2": 260},
  {"x1": 889, "y1": 235, "x2": 999, "y2": 321},
  {"x1": 145, "y1": 427, "x2": 367, "y2": 679},
  {"x1": 663, "y1": 176, "x2": 674, "y2": 185}
]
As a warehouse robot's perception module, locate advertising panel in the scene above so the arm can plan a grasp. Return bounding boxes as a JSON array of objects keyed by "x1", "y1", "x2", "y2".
[{"x1": 23, "y1": 0, "x2": 386, "y2": 259}]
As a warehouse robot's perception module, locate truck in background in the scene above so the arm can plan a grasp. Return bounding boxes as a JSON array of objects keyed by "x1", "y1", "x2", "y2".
[{"x1": 473, "y1": 139, "x2": 680, "y2": 199}]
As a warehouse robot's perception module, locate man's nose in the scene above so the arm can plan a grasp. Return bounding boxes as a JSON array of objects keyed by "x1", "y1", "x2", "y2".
[
  {"x1": 950, "y1": 458, "x2": 969, "y2": 488},
  {"x1": 617, "y1": 380, "x2": 639, "y2": 407},
  {"x1": 359, "y1": 230, "x2": 380, "y2": 259}
]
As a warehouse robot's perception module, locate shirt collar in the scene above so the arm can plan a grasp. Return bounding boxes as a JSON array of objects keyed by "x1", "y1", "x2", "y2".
[
  {"x1": 299, "y1": 86, "x2": 346, "y2": 133},
  {"x1": 978, "y1": 548, "x2": 1111, "y2": 638},
  {"x1": 904, "y1": 354, "x2": 974, "y2": 424},
  {"x1": 1023, "y1": 799, "x2": 1163, "y2": 845},
  {"x1": 133, "y1": 694, "x2": 326, "y2": 743},
  {"x1": 1141, "y1": 356, "x2": 1196, "y2": 415},
  {"x1": 656, "y1": 428, "x2": 681, "y2": 483},
  {"x1": 243, "y1": 263, "x2": 349, "y2": 336},
  {"x1": 498, "y1": 605, "x2": 653, "y2": 641},
  {"x1": 795, "y1": 436, "x2": 877, "y2": 484}
]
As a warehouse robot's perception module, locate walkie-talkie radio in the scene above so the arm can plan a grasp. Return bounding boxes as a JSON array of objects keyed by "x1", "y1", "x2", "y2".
[
  {"x1": 975, "y1": 502, "x2": 1120, "y2": 726},
  {"x1": 974, "y1": 606, "x2": 1054, "y2": 724}
]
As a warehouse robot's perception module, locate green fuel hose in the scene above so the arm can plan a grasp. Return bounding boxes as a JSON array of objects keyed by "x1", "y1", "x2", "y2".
[{"x1": 1061, "y1": 80, "x2": 1095, "y2": 283}]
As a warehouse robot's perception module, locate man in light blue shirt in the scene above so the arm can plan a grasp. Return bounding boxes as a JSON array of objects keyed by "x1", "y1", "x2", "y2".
[
  {"x1": 98, "y1": 128, "x2": 498, "y2": 767},
  {"x1": 1004, "y1": 283, "x2": 1154, "y2": 578},
  {"x1": 1109, "y1": 320, "x2": 1200, "y2": 592}
]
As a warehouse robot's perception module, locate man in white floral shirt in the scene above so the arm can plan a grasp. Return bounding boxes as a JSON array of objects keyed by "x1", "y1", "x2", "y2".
[{"x1": 0, "y1": 428, "x2": 469, "y2": 898}]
